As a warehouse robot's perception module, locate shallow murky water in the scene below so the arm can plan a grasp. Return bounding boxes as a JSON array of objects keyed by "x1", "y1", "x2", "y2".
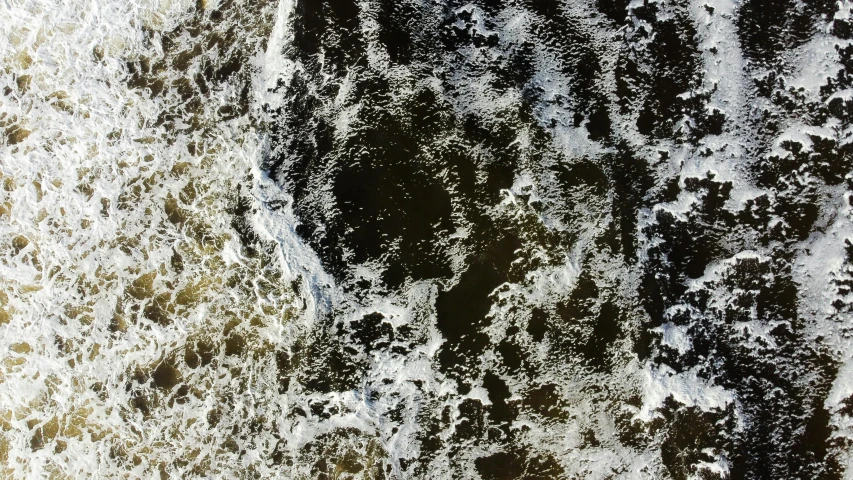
[{"x1": 2, "y1": 0, "x2": 853, "y2": 478}]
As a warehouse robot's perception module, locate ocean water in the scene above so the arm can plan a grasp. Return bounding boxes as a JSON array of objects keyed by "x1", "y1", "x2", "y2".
[{"x1": 2, "y1": 0, "x2": 853, "y2": 478}]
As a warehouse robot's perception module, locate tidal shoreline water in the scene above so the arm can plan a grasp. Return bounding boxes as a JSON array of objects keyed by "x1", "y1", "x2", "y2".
[{"x1": 2, "y1": 0, "x2": 853, "y2": 478}]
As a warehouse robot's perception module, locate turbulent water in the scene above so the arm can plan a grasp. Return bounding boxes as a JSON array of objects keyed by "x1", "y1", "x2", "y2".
[{"x1": 2, "y1": 0, "x2": 853, "y2": 478}]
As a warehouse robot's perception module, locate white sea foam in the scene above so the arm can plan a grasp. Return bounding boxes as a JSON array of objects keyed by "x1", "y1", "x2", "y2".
[{"x1": 0, "y1": 0, "x2": 307, "y2": 476}]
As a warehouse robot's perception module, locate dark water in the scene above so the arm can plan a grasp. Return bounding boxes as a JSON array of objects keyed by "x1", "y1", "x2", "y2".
[{"x1": 258, "y1": 0, "x2": 853, "y2": 477}]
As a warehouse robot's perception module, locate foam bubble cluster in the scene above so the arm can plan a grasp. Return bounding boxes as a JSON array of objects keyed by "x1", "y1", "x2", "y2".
[{"x1": 0, "y1": 1, "x2": 310, "y2": 477}]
